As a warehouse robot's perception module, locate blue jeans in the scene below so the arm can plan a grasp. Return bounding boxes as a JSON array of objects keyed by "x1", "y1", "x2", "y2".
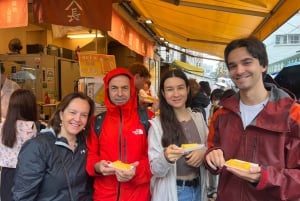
[{"x1": 177, "y1": 184, "x2": 201, "y2": 201}]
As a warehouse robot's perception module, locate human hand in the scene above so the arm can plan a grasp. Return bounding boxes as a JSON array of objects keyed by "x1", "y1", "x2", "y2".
[
  {"x1": 95, "y1": 160, "x2": 115, "y2": 176},
  {"x1": 164, "y1": 144, "x2": 185, "y2": 163},
  {"x1": 226, "y1": 165, "x2": 261, "y2": 183},
  {"x1": 115, "y1": 161, "x2": 139, "y2": 182},
  {"x1": 151, "y1": 98, "x2": 159, "y2": 112},
  {"x1": 205, "y1": 149, "x2": 225, "y2": 170},
  {"x1": 185, "y1": 148, "x2": 206, "y2": 167}
]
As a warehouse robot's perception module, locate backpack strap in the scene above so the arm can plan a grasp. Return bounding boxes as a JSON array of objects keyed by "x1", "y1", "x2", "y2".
[
  {"x1": 137, "y1": 106, "x2": 149, "y2": 135},
  {"x1": 94, "y1": 111, "x2": 106, "y2": 137}
]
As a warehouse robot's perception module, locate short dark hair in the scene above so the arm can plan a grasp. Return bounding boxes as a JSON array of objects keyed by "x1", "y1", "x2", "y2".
[
  {"x1": 199, "y1": 81, "x2": 211, "y2": 96},
  {"x1": 128, "y1": 63, "x2": 151, "y2": 78},
  {"x1": 224, "y1": 36, "x2": 268, "y2": 69},
  {"x1": 210, "y1": 88, "x2": 224, "y2": 102},
  {"x1": 221, "y1": 89, "x2": 236, "y2": 101}
]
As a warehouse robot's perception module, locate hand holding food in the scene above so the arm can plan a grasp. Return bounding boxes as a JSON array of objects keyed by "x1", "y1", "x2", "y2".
[
  {"x1": 109, "y1": 160, "x2": 133, "y2": 171},
  {"x1": 225, "y1": 159, "x2": 258, "y2": 172}
]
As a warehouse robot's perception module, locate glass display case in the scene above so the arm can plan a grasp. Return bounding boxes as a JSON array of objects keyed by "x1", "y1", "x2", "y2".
[{"x1": 10, "y1": 65, "x2": 38, "y2": 95}]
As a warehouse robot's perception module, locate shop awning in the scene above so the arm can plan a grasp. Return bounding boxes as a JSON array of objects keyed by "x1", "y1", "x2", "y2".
[
  {"x1": 129, "y1": 0, "x2": 300, "y2": 59},
  {"x1": 171, "y1": 60, "x2": 204, "y2": 76}
]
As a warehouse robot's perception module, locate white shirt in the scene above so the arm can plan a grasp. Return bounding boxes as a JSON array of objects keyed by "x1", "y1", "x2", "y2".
[{"x1": 240, "y1": 98, "x2": 268, "y2": 129}]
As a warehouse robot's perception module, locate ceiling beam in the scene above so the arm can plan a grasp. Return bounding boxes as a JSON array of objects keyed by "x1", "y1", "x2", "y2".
[
  {"x1": 162, "y1": 0, "x2": 270, "y2": 17},
  {"x1": 253, "y1": 0, "x2": 300, "y2": 40},
  {"x1": 153, "y1": 24, "x2": 228, "y2": 45}
]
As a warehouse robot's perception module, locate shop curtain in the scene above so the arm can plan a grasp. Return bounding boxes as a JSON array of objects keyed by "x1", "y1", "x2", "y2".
[{"x1": 33, "y1": 0, "x2": 112, "y2": 31}]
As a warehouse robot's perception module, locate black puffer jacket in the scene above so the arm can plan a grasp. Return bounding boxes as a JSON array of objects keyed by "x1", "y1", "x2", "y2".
[{"x1": 13, "y1": 128, "x2": 93, "y2": 201}]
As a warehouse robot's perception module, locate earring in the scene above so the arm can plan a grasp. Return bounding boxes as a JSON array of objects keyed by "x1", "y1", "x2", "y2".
[
  {"x1": 60, "y1": 122, "x2": 63, "y2": 127},
  {"x1": 82, "y1": 127, "x2": 86, "y2": 131}
]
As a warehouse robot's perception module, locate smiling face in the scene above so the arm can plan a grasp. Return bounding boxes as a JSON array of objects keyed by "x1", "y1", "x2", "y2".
[
  {"x1": 59, "y1": 98, "x2": 90, "y2": 137},
  {"x1": 227, "y1": 47, "x2": 266, "y2": 92},
  {"x1": 162, "y1": 77, "x2": 189, "y2": 110},
  {"x1": 108, "y1": 75, "x2": 131, "y2": 106}
]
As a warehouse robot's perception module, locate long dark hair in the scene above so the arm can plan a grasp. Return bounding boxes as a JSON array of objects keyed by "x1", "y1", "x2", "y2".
[
  {"x1": 2, "y1": 89, "x2": 38, "y2": 147},
  {"x1": 159, "y1": 69, "x2": 192, "y2": 147},
  {"x1": 48, "y1": 92, "x2": 95, "y2": 141}
]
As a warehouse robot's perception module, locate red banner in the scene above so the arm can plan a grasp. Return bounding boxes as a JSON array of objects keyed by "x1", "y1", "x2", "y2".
[
  {"x1": 0, "y1": 0, "x2": 28, "y2": 29},
  {"x1": 33, "y1": 0, "x2": 112, "y2": 31},
  {"x1": 108, "y1": 10, "x2": 154, "y2": 59}
]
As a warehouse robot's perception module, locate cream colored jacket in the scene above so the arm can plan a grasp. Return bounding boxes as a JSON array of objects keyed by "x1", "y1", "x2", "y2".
[{"x1": 148, "y1": 108, "x2": 208, "y2": 201}]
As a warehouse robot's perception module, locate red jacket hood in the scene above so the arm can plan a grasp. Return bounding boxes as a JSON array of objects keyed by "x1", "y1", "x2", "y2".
[{"x1": 103, "y1": 68, "x2": 137, "y2": 112}]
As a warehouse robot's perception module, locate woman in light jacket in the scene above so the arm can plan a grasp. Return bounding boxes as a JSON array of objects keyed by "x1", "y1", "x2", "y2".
[
  {"x1": 0, "y1": 89, "x2": 39, "y2": 201},
  {"x1": 148, "y1": 69, "x2": 208, "y2": 201}
]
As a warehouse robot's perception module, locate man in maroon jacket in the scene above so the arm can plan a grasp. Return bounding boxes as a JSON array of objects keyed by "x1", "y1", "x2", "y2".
[{"x1": 205, "y1": 36, "x2": 300, "y2": 201}]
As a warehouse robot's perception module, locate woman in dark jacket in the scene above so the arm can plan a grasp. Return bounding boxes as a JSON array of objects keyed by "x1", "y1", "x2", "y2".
[{"x1": 13, "y1": 92, "x2": 95, "y2": 201}]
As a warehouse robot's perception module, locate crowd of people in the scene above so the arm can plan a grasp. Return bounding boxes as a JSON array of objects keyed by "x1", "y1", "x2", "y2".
[{"x1": 0, "y1": 36, "x2": 300, "y2": 201}]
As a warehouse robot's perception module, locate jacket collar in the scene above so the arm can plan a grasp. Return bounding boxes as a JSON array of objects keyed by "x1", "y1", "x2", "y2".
[{"x1": 221, "y1": 83, "x2": 296, "y2": 132}]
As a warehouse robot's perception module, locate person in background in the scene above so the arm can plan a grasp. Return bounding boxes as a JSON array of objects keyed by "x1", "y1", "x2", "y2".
[
  {"x1": 206, "y1": 88, "x2": 224, "y2": 200},
  {"x1": 206, "y1": 88, "x2": 236, "y2": 200},
  {"x1": 13, "y1": 92, "x2": 95, "y2": 201},
  {"x1": 128, "y1": 63, "x2": 151, "y2": 91},
  {"x1": 199, "y1": 81, "x2": 212, "y2": 123},
  {"x1": 139, "y1": 80, "x2": 156, "y2": 109},
  {"x1": 148, "y1": 69, "x2": 208, "y2": 201},
  {"x1": 221, "y1": 88, "x2": 236, "y2": 100},
  {"x1": 0, "y1": 89, "x2": 38, "y2": 201},
  {"x1": 0, "y1": 64, "x2": 20, "y2": 121},
  {"x1": 128, "y1": 63, "x2": 159, "y2": 112},
  {"x1": 189, "y1": 78, "x2": 210, "y2": 121},
  {"x1": 199, "y1": 81, "x2": 211, "y2": 98},
  {"x1": 86, "y1": 68, "x2": 152, "y2": 201},
  {"x1": 141, "y1": 80, "x2": 152, "y2": 97},
  {"x1": 205, "y1": 36, "x2": 300, "y2": 201},
  {"x1": 207, "y1": 89, "x2": 224, "y2": 124}
]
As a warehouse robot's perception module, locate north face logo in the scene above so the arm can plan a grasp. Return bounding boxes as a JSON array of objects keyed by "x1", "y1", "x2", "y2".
[{"x1": 132, "y1": 129, "x2": 144, "y2": 135}]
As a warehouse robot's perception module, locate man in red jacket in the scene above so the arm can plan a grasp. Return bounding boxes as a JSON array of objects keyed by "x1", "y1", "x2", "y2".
[
  {"x1": 86, "y1": 68, "x2": 152, "y2": 201},
  {"x1": 205, "y1": 36, "x2": 300, "y2": 201}
]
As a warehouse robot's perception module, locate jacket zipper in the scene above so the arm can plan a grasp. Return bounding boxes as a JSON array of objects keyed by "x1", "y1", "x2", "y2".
[
  {"x1": 242, "y1": 123, "x2": 246, "y2": 201},
  {"x1": 116, "y1": 108, "x2": 123, "y2": 201}
]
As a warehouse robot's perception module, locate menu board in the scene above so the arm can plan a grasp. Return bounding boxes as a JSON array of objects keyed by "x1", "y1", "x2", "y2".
[{"x1": 78, "y1": 52, "x2": 116, "y2": 77}]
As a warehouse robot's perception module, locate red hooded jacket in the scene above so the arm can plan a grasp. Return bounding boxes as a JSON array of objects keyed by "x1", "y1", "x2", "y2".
[{"x1": 86, "y1": 68, "x2": 152, "y2": 201}]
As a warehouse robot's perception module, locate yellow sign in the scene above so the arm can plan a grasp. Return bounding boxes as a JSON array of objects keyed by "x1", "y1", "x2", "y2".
[{"x1": 78, "y1": 52, "x2": 116, "y2": 77}]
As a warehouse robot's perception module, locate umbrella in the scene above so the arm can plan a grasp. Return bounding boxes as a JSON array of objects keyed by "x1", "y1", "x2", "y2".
[{"x1": 274, "y1": 63, "x2": 300, "y2": 99}]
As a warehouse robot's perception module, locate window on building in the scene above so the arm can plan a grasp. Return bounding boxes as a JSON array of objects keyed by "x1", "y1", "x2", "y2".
[
  {"x1": 289, "y1": 34, "x2": 300, "y2": 44},
  {"x1": 275, "y1": 34, "x2": 300, "y2": 45},
  {"x1": 275, "y1": 35, "x2": 287, "y2": 44}
]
